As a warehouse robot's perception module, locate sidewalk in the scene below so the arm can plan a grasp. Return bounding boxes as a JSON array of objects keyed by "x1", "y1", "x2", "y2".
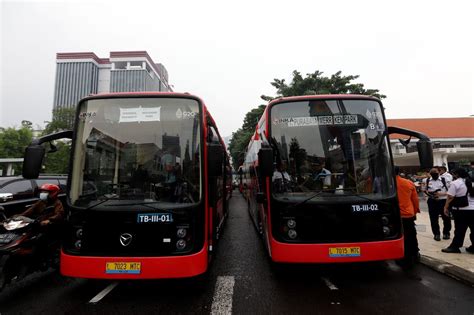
[{"x1": 416, "y1": 197, "x2": 474, "y2": 285}]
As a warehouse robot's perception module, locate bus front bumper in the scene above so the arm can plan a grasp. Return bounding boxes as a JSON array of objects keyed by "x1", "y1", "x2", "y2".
[
  {"x1": 270, "y1": 237, "x2": 404, "y2": 263},
  {"x1": 60, "y1": 248, "x2": 208, "y2": 279}
]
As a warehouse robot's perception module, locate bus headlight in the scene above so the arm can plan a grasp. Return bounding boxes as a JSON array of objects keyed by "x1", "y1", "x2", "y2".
[
  {"x1": 287, "y1": 219, "x2": 296, "y2": 229},
  {"x1": 74, "y1": 240, "x2": 82, "y2": 250},
  {"x1": 383, "y1": 226, "x2": 391, "y2": 236},
  {"x1": 288, "y1": 229, "x2": 297, "y2": 239},
  {"x1": 176, "y1": 239, "x2": 187, "y2": 250},
  {"x1": 381, "y1": 216, "x2": 389, "y2": 226},
  {"x1": 76, "y1": 228, "x2": 83, "y2": 239},
  {"x1": 177, "y1": 228, "x2": 187, "y2": 238}
]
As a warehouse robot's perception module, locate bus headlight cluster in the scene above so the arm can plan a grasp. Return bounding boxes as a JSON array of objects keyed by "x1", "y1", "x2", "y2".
[
  {"x1": 287, "y1": 219, "x2": 296, "y2": 229},
  {"x1": 74, "y1": 240, "x2": 82, "y2": 249},
  {"x1": 176, "y1": 227, "x2": 188, "y2": 250},
  {"x1": 176, "y1": 239, "x2": 187, "y2": 250},
  {"x1": 381, "y1": 216, "x2": 391, "y2": 236},
  {"x1": 74, "y1": 227, "x2": 83, "y2": 250},
  {"x1": 288, "y1": 229, "x2": 298, "y2": 239},
  {"x1": 177, "y1": 228, "x2": 187, "y2": 238},
  {"x1": 283, "y1": 218, "x2": 298, "y2": 239}
]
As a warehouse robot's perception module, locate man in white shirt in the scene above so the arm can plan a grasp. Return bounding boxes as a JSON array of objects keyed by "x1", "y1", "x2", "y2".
[
  {"x1": 311, "y1": 160, "x2": 331, "y2": 187},
  {"x1": 272, "y1": 161, "x2": 292, "y2": 193},
  {"x1": 423, "y1": 168, "x2": 451, "y2": 241},
  {"x1": 438, "y1": 166, "x2": 453, "y2": 184},
  {"x1": 442, "y1": 168, "x2": 473, "y2": 253}
]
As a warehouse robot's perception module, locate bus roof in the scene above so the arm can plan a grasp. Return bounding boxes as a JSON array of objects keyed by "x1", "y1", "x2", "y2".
[
  {"x1": 81, "y1": 92, "x2": 204, "y2": 103},
  {"x1": 268, "y1": 94, "x2": 380, "y2": 107}
]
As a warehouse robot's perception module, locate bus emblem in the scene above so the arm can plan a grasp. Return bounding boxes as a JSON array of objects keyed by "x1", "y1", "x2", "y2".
[{"x1": 120, "y1": 233, "x2": 133, "y2": 247}]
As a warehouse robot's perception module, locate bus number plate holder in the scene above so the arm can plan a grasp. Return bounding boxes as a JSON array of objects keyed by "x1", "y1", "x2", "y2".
[
  {"x1": 329, "y1": 247, "x2": 361, "y2": 257},
  {"x1": 106, "y1": 262, "x2": 141, "y2": 274}
]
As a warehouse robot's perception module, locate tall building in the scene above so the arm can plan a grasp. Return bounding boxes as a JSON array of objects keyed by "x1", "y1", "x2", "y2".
[{"x1": 53, "y1": 51, "x2": 171, "y2": 111}]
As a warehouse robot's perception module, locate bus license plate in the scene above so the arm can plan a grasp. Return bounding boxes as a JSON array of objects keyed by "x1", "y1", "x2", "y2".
[
  {"x1": 329, "y1": 247, "x2": 361, "y2": 257},
  {"x1": 137, "y1": 213, "x2": 173, "y2": 223},
  {"x1": 106, "y1": 262, "x2": 141, "y2": 274}
]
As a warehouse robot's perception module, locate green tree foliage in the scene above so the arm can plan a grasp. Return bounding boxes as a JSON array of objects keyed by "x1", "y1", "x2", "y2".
[
  {"x1": 0, "y1": 126, "x2": 33, "y2": 175},
  {"x1": 228, "y1": 105, "x2": 266, "y2": 170},
  {"x1": 261, "y1": 70, "x2": 386, "y2": 101},
  {"x1": 0, "y1": 127, "x2": 33, "y2": 159},
  {"x1": 43, "y1": 142, "x2": 71, "y2": 174},
  {"x1": 40, "y1": 107, "x2": 75, "y2": 175},
  {"x1": 43, "y1": 107, "x2": 75, "y2": 135},
  {"x1": 229, "y1": 70, "x2": 385, "y2": 170}
]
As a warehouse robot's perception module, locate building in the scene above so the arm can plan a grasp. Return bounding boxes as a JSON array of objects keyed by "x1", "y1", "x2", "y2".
[
  {"x1": 53, "y1": 51, "x2": 171, "y2": 111},
  {"x1": 387, "y1": 117, "x2": 474, "y2": 171}
]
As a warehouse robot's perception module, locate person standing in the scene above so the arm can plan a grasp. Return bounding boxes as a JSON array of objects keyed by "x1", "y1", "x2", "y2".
[
  {"x1": 442, "y1": 169, "x2": 474, "y2": 253},
  {"x1": 395, "y1": 166, "x2": 420, "y2": 266},
  {"x1": 272, "y1": 160, "x2": 292, "y2": 193},
  {"x1": 438, "y1": 166, "x2": 453, "y2": 184},
  {"x1": 423, "y1": 168, "x2": 451, "y2": 241}
]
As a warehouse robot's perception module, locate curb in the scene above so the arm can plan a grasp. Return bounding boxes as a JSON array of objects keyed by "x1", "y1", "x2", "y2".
[{"x1": 420, "y1": 255, "x2": 474, "y2": 287}]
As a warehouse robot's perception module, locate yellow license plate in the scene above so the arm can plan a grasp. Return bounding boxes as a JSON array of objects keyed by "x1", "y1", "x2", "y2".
[
  {"x1": 329, "y1": 247, "x2": 361, "y2": 257},
  {"x1": 106, "y1": 262, "x2": 141, "y2": 274}
]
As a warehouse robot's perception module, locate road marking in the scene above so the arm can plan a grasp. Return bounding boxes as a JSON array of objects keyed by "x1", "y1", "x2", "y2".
[
  {"x1": 88, "y1": 282, "x2": 119, "y2": 304},
  {"x1": 211, "y1": 276, "x2": 235, "y2": 315},
  {"x1": 321, "y1": 277, "x2": 338, "y2": 290}
]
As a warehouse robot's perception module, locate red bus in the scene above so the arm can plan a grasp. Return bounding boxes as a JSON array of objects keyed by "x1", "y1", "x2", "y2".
[
  {"x1": 23, "y1": 92, "x2": 230, "y2": 279},
  {"x1": 242, "y1": 95, "x2": 433, "y2": 263}
]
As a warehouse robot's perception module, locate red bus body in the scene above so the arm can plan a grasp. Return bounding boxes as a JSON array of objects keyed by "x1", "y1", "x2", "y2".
[
  {"x1": 243, "y1": 95, "x2": 405, "y2": 263},
  {"x1": 60, "y1": 92, "x2": 230, "y2": 279}
]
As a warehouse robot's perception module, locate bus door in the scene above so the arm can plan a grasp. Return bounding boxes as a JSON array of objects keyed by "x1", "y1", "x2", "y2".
[{"x1": 207, "y1": 124, "x2": 225, "y2": 239}]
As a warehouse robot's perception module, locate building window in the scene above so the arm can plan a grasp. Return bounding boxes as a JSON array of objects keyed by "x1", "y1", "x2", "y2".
[
  {"x1": 114, "y1": 62, "x2": 127, "y2": 70},
  {"x1": 438, "y1": 144, "x2": 455, "y2": 148},
  {"x1": 129, "y1": 61, "x2": 143, "y2": 70}
]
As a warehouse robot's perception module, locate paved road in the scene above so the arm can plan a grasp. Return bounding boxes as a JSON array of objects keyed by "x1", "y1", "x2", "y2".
[{"x1": 1, "y1": 194, "x2": 473, "y2": 314}]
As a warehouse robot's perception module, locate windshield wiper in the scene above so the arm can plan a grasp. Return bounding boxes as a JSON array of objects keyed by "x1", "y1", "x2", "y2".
[
  {"x1": 327, "y1": 188, "x2": 393, "y2": 206},
  {"x1": 286, "y1": 190, "x2": 326, "y2": 210},
  {"x1": 84, "y1": 195, "x2": 120, "y2": 210}
]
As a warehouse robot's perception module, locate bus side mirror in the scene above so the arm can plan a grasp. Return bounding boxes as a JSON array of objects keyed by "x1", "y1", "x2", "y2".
[
  {"x1": 258, "y1": 147, "x2": 273, "y2": 177},
  {"x1": 416, "y1": 140, "x2": 433, "y2": 170},
  {"x1": 22, "y1": 144, "x2": 45, "y2": 179},
  {"x1": 208, "y1": 143, "x2": 223, "y2": 176}
]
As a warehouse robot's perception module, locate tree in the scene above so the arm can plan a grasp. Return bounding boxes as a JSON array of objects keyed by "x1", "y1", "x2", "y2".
[
  {"x1": 43, "y1": 107, "x2": 75, "y2": 135},
  {"x1": 0, "y1": 126, "x2": 33, "y2": 175},
  {"x1": 228, "y1": 105, "x2": 266, "y2": 170},
  {"x1": 42, "y1": 141, "x2": 71, "y2": 174},
  {"x1": 40, "y1": 107, "x2": 75, "y2": 175},
  {"x1": 261, "y1": 70, "x2": 386, "y2": 101},
  {"x1": 0, "y1": 127, "x2": 33, "y2": 159}
]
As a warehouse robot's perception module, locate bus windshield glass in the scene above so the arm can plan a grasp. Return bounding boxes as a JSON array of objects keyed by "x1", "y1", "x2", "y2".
[
  {"x1": 69, "y1": 97, "x2": 202, "y2": 208},
  {"x1": 270, "y1": 99, "x2": 395, "y2": 201}
]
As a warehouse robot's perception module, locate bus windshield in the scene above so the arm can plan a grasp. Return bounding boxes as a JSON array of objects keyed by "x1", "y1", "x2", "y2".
[
  {"x1": 69, "y1": 97, "x2": 202, "y2": 208},
  {"x1": 270, "y1": 99, "x2": 395, "y2": 201}
]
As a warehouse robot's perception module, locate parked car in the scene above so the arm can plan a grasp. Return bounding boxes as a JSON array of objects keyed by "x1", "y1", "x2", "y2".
[{"x1": 0, "y1": 175, "x2": 67, "y2": 216}]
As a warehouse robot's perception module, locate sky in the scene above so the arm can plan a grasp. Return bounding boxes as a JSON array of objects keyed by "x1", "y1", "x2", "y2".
[{"x1": 1, "y1": 0, "x2": 473, "y2": 137}]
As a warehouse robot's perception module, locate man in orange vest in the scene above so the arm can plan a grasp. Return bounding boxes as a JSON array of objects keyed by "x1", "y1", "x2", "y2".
[{"x1": 395, "y1": 166, "x2": 420, "y2": 268}]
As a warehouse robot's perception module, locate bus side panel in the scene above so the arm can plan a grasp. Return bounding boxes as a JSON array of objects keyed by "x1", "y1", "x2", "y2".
[
  {"x1": 60, "y1": 246, "x2": 209, "y2": 279},
  {"x1": 269, "y1": 237, "x2": 404, "y2": 263}
]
